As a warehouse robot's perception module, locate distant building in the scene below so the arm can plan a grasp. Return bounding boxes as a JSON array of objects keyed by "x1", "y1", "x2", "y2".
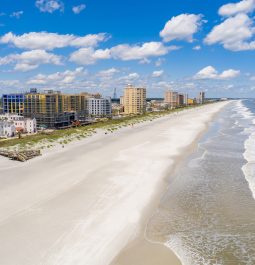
[
  {"x1": 87, "y1": 97, "x2": 112, "y2": 118},
  {"x1": 197, "y1": 92, "x2": 205, "y2": 104},
  {"x1": 164, "y1": 90, "x2": 179, "y2": 108},
  {"x1": 178, "y1": 94, "x2": 185, "y2": 106},
  {"x1": 188, "y1": 98, "x2": 195, "y2": 105},
  {"x1": 2, "y1": 94, "x2": 25, "y2": 115},
  {"x1": 124, "y1": 85, "x2": 146, "y2": 114},
  {"x1": 183, "y1": 94, "x2": 189, "y2": 105},
  {"x1": 120, "y1": 96, "x2": 124, "y2": 106},
  {"x1": 0, "y1": 120, "x2": 16, "y2": 138}
]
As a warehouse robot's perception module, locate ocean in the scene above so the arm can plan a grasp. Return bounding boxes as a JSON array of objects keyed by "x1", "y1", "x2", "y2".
[{"x1": 147, "y1": 100, "x2": 255, "y2": 265}]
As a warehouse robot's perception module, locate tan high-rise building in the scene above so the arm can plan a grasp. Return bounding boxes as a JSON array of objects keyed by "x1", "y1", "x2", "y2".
[
  {"x1": 124, "y1": 85, "x2": 146, "y2": 114},
  {"x1": 164, "y1": 90, "x2": 179, "y2": 108}
]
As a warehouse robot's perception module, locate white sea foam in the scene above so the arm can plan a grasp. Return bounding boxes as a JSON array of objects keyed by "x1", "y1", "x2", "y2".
[
  {"x1": 160, "y1": 100, "x2": 255, "y2": 265},
  {"x1": 238, "y1": 100, "x2": 255, "y2": 200}
]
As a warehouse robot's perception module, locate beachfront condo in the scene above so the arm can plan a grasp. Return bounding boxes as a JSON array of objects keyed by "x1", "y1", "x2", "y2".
[
  {"x1": 123, "y1": 85, "x2": 146, "y2": 115},
  {"x1": 87, "y1": 97, "x2": 112, "y2": 118},
  {"x1": 164, "y1": 90, "x2": 179, "y2": 108}
]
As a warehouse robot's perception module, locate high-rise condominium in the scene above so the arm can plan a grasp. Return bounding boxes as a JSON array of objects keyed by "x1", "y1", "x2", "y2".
[
  {"x1": 124, "y1": 85, "x2": 146, "y2": 114},
  {"x1": 164, "y1": 90, "x2": 179, "y2": 108}
]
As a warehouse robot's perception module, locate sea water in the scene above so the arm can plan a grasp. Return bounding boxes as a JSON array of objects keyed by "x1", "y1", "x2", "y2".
[{"x1": 147, "y1": 100, "x2": 255, "y2": 265}]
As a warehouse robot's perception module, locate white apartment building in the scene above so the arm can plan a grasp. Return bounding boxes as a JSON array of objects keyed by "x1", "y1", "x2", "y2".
[
  {"x1": 0, "y1": 120, "x2": 16, "y2": 138},
  {"x1": 87, "y1": 97, "x2": 112, "y2": 118},
  {"x1": 0, "y1": 114, "x2": 37, "y2": 134}
]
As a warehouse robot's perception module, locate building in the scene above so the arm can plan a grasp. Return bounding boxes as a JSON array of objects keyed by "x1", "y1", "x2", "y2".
[
  {"x1": 0, "y1": 120, "x2": 16, "y2": 138},
  {"x1": 24, "y1": 89, "x2": 89, "y2": 129},
  {"x1": 164, "y1": 90, "x2": 179, "y2": 108},
  {"x1": 123, "y1": 85, "x2": 146, "y2": 115},
  {"x1": 178, "y1": 94, "x2": 184, "y2": 106},
  {"x1": 87, "y1": 97, "x2": 112, "y2": 118},
  {"x1": 2, "y1": 94, "x2": 25, "y2": 115},
  {"x1": 120, "y1": 96, "x2": 124, "y2": 106},
  {"x1": 197, "y1": 92, "x2": 205, "y2": 104},
  {"x1": 188, "y1": 98, "x2": 195, "y2": 105},
  {"x1": 183, "y1": 94, "x2": 189, "y2": 105},
  {"x1": 0, "y1": 113, "x2": 37, "y2": 134}
]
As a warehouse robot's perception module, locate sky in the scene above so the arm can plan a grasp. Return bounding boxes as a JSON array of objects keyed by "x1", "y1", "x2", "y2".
[{"x1": 0, "y1": 0, "x2": 255, "y2": 98}]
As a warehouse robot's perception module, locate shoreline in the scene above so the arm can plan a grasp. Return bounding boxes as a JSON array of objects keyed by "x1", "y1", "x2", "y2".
[
  {"x1": 110, "y1": 102, "x2": 229, "y2": 265},
  {"x1": 0, "y1": 101, "x2": 230, "y2": 265}
]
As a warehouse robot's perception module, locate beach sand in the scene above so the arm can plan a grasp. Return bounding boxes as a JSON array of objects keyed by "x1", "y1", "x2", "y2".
[{"x1": 0, "y1": 102, "x2": 228, "y2": 265}]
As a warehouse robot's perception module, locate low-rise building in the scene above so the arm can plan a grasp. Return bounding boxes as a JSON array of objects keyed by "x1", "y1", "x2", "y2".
[
  {"x1": 0, "y1": 120, "x2": 16, "y2": 138},
  {"x1": 0, "y1": 113, "x2": 37, "y2": 134}
]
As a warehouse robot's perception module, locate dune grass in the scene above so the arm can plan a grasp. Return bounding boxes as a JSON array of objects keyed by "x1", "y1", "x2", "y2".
[{"x1": 0, "y1": 105, "x2": 200, "y2": 150}]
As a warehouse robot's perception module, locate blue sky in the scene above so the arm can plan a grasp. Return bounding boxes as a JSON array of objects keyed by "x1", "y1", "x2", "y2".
[{"x1": 0, "y1": 0, "x2": 255, "y2": 98}]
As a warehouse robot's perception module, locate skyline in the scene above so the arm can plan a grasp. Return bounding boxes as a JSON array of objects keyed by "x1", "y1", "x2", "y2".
[{"x1": 0, "y1": 0, "x2": 255, "y2": 98}]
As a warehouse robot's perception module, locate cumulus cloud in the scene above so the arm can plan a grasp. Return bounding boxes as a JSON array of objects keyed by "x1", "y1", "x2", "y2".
[
  {"x1": 69, "y1": 42, "x2": 177, "y2": 65},
  {"x1": 194, "y1": 66, "x2": 240, "y2": 80},
  {"x1": 110, "y1": 42, "x2": 177, "y2": 61},
  {"x1": 69, "y1": 47, "x2": 111, "y2": 65},
  {"x1": 98, "y1": 68, "x2": 119, "y2": 77},
  {"x1": 27, "y1": 67, "x2": 86, "y2": 85},
  {"x1": 35, "y1": 0, "x2": 64, "y2": 13},
  {"x1": 160, "y1": 14, "x2": 203, "y2": 42},
  {"x1": 10, "y1": 11, "x2": 24, "y2": 19},
  {"x1": 72, "y1": 4, "x2": 86, "y2": 14},
  {"x1": 118, "y1": 73, "x2": 140, "y2": 84},
  {"x1": 152, "y1": 70, "x2": 164, "y2": 78},
  {"x1": 0, "y1": 49, "x2": 62, "y2": 72},
  {"x1": 0, "y1": 32, "x2": 108, "y2": 50},
  {"x1": 219, "y1": 0, "x2": 255, "y2": 16},
  {"x1": 205, "y1": 13, "x2": 255, "y2": 51}
]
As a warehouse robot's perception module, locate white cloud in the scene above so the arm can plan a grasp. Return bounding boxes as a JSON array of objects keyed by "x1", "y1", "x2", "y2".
[
  {"x1": 152, "y1": 70, "x2": 164, "y2": 78},
  {"x1": 118, "y1": 73, "x2": 140, "y2": 84},
  {"x1": 128, "y1": 73, "x2": 140, "y2": 79},
  {"x1": 110, "y1": 42, "x2": 177, "y2": 61},
  {"x1": 0, "y1": 32, "x2": 108, "y2": 50},
  {"x1": 219, "y1": 69, "x2": 241, "y2": 79},
  {"x1": 0, "y1": 49, "x2": 62, "y2": 72},
  {"x1": 27, "y1": 67, "x2": 86, "y2": 85},
  {"x1": 205, "y1": 13, "x2": 255, "y2": 51},
  {"x1": 219, "y1": 0, "x2": 255, "y2": 16},
  {"x1": 10, "y1": 11, "x2": 24, "y2": 19},
  {"x1": 98, "y1": 68, "x2": 119, "y2": 77},
  {"x1": 69, "y1": 42, "x2": 177, "y2": 65},
  {"x1": 72, "y1": 4, "x2": 86, "y2": 14},
  {"x1": 0, "y1": 79, "x2": 21, "y2": 88},
  {"x1": 193, "y1": 45, "x2": 201, "y2": 50},
  {"x1": 194, "y1": 66, "x2": 240, "y2": 80},
  {"x1": 35, "y1": 0, "x2": 64, "y2": 13},
  {"x1": 69, "y1": 47, "x2": 111, "y2": 65},
  {"x1": 160, "y1": 14, "x2": 203, "y2": 42}
]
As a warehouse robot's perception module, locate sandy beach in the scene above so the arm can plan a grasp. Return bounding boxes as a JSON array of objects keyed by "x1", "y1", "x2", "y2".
[{"x1": 0, "y1": 102, "x2": 228, "y2": 265}]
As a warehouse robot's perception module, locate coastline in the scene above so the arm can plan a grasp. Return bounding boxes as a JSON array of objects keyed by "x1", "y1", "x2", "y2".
[
  {"x1": 0, "y1": 102, "x2": 229, "y2": 265},
  {"x1": 111, "y1": 102, "x2": 229, "y2": 265}
]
